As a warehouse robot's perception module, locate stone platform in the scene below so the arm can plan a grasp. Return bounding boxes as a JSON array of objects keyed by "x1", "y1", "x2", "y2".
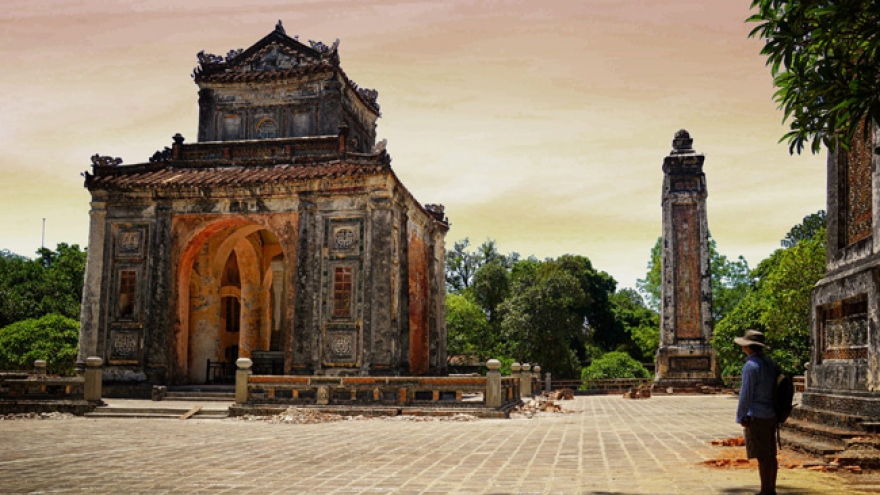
[{"x1": 2, "y1": 395, "x2": 880, "y2": 493}]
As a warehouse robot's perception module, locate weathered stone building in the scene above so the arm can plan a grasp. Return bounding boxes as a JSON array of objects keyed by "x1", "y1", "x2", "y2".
[
  {"x1": 77, "y1": 23, "x2": 449, "y2": 392},
  {"x1": 803, "y1": 120, "x2": 880, "y2": 424},
  {"x1": 655, "y1": 130, "x2": 721, "y2": 387}
]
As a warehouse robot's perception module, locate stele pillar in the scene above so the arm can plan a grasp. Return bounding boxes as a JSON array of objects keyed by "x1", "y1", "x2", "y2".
[{"x1": 655, "y1": 130, "x2": 721, "y2": 388}]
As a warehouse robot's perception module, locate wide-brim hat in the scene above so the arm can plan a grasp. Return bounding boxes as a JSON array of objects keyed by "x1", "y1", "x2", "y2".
[{"x1": 734, "y1": 329, "x2": 768, "y2": 348}]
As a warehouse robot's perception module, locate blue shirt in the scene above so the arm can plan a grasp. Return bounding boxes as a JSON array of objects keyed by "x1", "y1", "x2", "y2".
[{"x1": 736, "y1": 353, "x2": 777, "y2": 423}]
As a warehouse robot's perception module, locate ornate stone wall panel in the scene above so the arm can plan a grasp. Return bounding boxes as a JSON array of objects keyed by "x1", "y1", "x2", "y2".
[
  {"x1": 840, "y1": 122, "x2": 874, "y2": 247},
  {"x1": 320, "y1": 217, "x2": 365, "y2": 368},
  {"x1": 672, "y1": 203, "x2": 702, "y2": 339}
]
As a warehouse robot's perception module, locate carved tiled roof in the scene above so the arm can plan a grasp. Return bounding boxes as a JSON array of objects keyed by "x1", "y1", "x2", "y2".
[
  {"x1": 192, "y1": 26, "x2": 380, "y2": 114},
  {"x1": 85, "y1": 159, "x2": 387, "y2": 191}
]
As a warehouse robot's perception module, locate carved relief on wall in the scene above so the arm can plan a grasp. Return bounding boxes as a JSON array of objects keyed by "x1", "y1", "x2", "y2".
[
  {"x1": 669, "y1": 356, "x2": 710, "y2": 371},
  {"x1": 672, "y1": 204, "x2": 701, "y2": 339},
  {"x1": 323, "y1": 328, "x2": 358, "y2": 366},
  {"x1": 841, "y1": 121, "x2": 873, "y2": 247},
  {"x1": 108, "y1": 329, "x2": 140, "y2": 364},
  {"x1": 820, "y1": 296, "x2": 868, "y2": 361},
  {"x1": 331, "y1": 265, "x2": 355, "y2": 319},
  {"x1": 114, "y1": 226, "x2": 147, "y2": 259}
]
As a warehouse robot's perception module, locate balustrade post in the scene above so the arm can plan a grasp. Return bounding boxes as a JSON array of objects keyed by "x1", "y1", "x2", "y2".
[
  {"x1": 235, "y1": 358, "x2": 253, "y2": 405},
  {"x1": 533, "y1": 365, "x2": 542, "y2": 393},
  {"x1": 486, "y1": 359, "x2": 502, "y2": 408},
  {"x1": 511, "y1": 362, "x2": 521, "y2": 400},
  {"x1": 84, "y1": 356, "x2": 103, "y2": 401},
  {"x1": 546, "y1": 372, "x2": 552, "y2": 392},
  {"x1": 34, "y1": 359, "x2": 47, "y2": 376},
  {"x1": 521, "y1": 363, "x2": 532, "y2": 397}
]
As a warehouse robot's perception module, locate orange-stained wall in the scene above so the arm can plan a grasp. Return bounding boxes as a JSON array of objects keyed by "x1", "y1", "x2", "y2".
[{"x1": 407, "y1": 232, "x2": 431, "y2": 375}]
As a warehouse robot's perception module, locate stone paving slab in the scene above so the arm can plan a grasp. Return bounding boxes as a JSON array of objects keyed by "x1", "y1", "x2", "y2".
[{"x1": 1, "y1": 395, "x2": 878, "y2": 494}]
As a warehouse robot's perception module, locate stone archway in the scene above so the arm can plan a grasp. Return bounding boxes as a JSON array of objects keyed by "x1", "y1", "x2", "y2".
[{"x1": 173, "y1": 219, "x2": 290, "y2": 384}]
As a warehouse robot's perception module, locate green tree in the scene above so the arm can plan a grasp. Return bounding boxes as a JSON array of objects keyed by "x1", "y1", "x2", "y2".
[
  {"x1": 609, "y1": 289, "x2": 660, "y2": 362},
  {"x1": 499, "y1": 269, "x2": 587, "y2": 378},
  {"x1": 748, "y1": 0, "x2": 880, "y2": 153},
  {"x1": 445, "y1": 238, "x2": 519, "y2": 293},
  {"x1": 580, "y1": 351, "x2": 650, "y2": 381},
  {"x1": 472, "y1": 262, "x2": 510, "y2": 326},
  {"x1": 712, "y1": 221, "x2": 826, "y2": 375},
  {"x1": 0, "y1": 243, "x2": 86, "y2": 328},
  {"x1": 781, "y1": 210, "x2": 827, "y2": 248},
  {"x1": 445, "y1": 293, "x2": 492, "y2": 362},
  {"x1": 0, "y1": 313, "x2": 79, "y2": 375}
]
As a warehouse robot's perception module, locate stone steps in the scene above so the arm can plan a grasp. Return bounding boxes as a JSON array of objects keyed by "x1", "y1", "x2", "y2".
[
  {"x1": 85, "y1": 405, "x2": 229, "y2": 420},
  {"x1": 163, "y1": 392, "x2": 234, "y2": 401},
  {"x1": 780, "y1": 427, "x2": 847, "y2": 457}
]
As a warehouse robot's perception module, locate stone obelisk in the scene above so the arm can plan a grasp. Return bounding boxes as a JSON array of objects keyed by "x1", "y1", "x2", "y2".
[{"x1": 655, "y1": 130, "x2": 721, "y2": 388}]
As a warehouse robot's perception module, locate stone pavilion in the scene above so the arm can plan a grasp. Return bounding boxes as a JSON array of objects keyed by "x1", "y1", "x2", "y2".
[{"x1": 77, "y1": 22, "x2": 449, "y2": 394}]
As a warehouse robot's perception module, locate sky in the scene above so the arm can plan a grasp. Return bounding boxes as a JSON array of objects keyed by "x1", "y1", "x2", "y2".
[{"x1": 0, "y1": 0, "x2": 826, "y2": 290}]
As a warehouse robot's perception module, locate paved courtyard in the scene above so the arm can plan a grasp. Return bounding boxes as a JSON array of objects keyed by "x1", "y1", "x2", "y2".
[{"x1": 1, "y1": 395, "x2": 879, "y2": 494}]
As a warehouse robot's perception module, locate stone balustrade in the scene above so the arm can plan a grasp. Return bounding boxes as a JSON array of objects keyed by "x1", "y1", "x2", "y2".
[
  {"x1": 237, "y1": 358, "x2": 522, "y2": 410},
  {"x1": 0, "y1": 357, "x2": 104, "y2": 402}
]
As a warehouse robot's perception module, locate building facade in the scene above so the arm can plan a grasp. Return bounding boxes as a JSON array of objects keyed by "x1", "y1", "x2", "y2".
[
  {"x1": 805, "y1": 120, "x2": 880, "y2": 422},
  {"x1": 78, "y1": 23, "x2": 449, "y2": 392}
]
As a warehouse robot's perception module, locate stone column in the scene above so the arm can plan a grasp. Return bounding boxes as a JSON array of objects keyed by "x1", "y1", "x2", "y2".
[
  {"x1": 77, "y1": 200, "x2": 108, "y2": 367},
  {"x1": 84, "y1": 356, "x2": 103, "y2": 401},
  {"x1": 521, "y1": 363, "x2": 532, "y2": 397},
  {"x1": 485, "y1": 359, "x2": 502, "y2": 408},
  {"x1": 34, "y1": 360, "x2": 46, "y2": 376},
  {"x1": 545, "y1": 372, "x2": 552, "y2": 393},
  {"x1": 235, "y1": 358, "x2": 252, "y2": 405},
  {"x1": 511, "y1": 362, "x2": 521, "y2": 398},
  {"x1": 533, "y1": 365, "x2": 542, "y2": 393},
  {"x1": 655, "y1": 130, "x2": 720, "y2": 388}
]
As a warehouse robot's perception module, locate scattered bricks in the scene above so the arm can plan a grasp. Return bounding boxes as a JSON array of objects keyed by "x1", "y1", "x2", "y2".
[
  {"x1": 711, "y1": 437, "x2": 745, "y2": 447},
  {"x1": 844, "y1": 465, "x2": 863, "y2": 473},
  {"x1": 557, "y1": 389, "x2": 574, "y2": 400}
]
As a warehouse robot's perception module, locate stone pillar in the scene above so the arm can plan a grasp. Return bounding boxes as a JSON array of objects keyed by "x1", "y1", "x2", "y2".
[
  {"x1": 34, "y1": 360, "x2": 46, "y2": 376},
  {"x1": 77, "y1": 200, "x2": 108, "y2": 366},
  {"x1": 84, "y1": 356, "x2": 103, "y2": 401},
  {"x1": 521, "y1": 363, "x2": 532, "y2": 397},
  {"x1": 485, "y1": 359, "x2": 502, "y2": 408},
  {"x1": 533, "y1": 365, "x2": 542, "y2": 393},
  {"x1": 655, "y1": 130, "x2": 721, "y2": 388},
  {"x1": 235, "y1": 358, "x2": 252, "y2": 405},
  {"x1": 510, "y1": 362, "x2": 521, "y2": 398},
  {"x1": 545, "y1": 372, "x2": 552, "y2": 393}
]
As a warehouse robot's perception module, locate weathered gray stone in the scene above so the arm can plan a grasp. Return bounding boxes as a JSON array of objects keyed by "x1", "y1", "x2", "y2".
[{"x1": 655, "y1": 130, "x2": 720, "y2": 387}]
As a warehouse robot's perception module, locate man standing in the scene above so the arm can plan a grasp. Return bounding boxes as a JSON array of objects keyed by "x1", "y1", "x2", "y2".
[{"x1": 735, "y1": 329, "x2": 777, "y2": 495}]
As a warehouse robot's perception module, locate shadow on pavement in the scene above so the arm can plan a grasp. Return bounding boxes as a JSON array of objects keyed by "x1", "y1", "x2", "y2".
[{"x1": 718, "y1": 485, "x2": 830, "y2": 494}]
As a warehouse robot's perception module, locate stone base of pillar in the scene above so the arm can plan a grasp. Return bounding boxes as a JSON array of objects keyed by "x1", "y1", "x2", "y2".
[{"x1": 654, "y1": 345, "x2": 721, "y2": 388}]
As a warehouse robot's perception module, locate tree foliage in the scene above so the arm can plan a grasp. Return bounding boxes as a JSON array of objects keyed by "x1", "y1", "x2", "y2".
[
  {"x1": 748, "y1": 0, "x2": 880, "y2": 154},
  {"x1": 0, "y1": 244, "x2": 86, "y2": 328},
  {"x1": 781, "y1": 210, "x2": 826, "y2": 248},
  {"x1": 712, "y1": 213, "x2": 827, "y2": 375},
  {"x1": 0, "y1": 313, "x2": 79, "y2": 375},
  {"x1": 445, "y1": 238, "x2": 519, "y2": 293},
  {"x1": 609, "y1": 289, "x2": 660, "y2": 362},
  {"x1": 445, "y1": 293, "x2": 492, "y2": 363},
  {"x1": 580, "y1": 351, "x2": 650, "y2": 381}
]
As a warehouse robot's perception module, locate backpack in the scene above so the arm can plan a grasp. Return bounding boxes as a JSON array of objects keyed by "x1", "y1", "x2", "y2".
[{"x1": 774, "y1": 371, "x2": 795, "y2": 424}]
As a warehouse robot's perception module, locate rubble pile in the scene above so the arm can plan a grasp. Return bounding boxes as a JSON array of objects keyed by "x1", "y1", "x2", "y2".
[
  {"x1": 511, "y1": 393, "x2": 568, "y2": 419},
  {"x1": 235, "y1": 408, "x2": 480, "y2": 424}
]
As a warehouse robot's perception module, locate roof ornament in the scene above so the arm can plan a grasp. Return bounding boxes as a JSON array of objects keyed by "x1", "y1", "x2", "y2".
[
  {"x1": 149, "y1": 147, "x2": 172, "y2": 163},
  {"x1": 275, "y1": 19, "x2": 285, "y2": 35},
  {"x1": 91, "y1": 154, "x2": 123, "y2": 168},
  {"x1": 196, "y1": 50, "x2": 224, "y2": 66},
  {"x1": 372, "y1": 138, "x2": 387, "y2": 154},
  {"x1": 671, "y1": 129, "x2": 694, "y2": 155}
]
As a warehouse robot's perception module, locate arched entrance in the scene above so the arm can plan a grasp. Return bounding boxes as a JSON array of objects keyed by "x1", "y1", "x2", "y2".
[{"x1": 175, "y1": 221, "x2": 287, "y2": 384}]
